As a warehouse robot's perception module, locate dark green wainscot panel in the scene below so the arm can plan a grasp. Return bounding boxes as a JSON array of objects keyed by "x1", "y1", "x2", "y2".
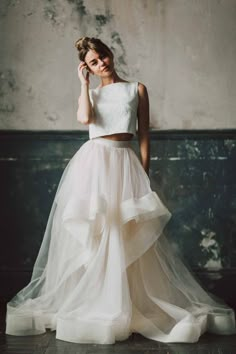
[{"x1": 0, "y1": 130, "x2": 236, "y2": 309}]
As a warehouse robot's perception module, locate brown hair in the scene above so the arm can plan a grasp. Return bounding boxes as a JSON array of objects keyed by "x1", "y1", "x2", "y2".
[{"x1": 75, "y1": 37, "x2": 113, "y2": 64}]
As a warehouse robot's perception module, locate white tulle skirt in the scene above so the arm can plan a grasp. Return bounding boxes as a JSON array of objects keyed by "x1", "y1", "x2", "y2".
[{"x1": 5, "y1": 137, "x2": 236, "y2": 344}]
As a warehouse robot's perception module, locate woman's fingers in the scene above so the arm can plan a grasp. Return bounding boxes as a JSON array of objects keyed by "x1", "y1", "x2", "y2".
[
  {"x1": 77, "y1": 62, "x2": 90, "y2": 84},
  {"x1": 78, "y1": 62, "x2": 87, "y2": 71},
  {"x1": 78, "y1": 63, "x2": 87, "y2": 75}
]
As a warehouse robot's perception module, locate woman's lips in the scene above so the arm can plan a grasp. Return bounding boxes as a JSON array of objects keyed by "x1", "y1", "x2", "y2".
[{"x1": 102, "y1": 67, "x2": 109, "y2": 72}]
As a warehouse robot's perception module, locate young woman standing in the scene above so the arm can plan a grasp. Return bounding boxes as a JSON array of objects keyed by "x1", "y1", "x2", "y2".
[{"x1": 5, "y1": 37, "x2": 236, "y2": 344}]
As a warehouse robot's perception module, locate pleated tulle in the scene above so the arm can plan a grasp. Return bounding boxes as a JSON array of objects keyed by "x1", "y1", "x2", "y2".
[{"x1": 5, "y1": 137, "x2": 236, "y2": 344}]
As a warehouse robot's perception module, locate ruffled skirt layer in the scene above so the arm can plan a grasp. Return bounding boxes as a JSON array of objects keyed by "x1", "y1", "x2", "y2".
[{"x1": 5, "y1": 137, "x2": 236, "y2": 344}]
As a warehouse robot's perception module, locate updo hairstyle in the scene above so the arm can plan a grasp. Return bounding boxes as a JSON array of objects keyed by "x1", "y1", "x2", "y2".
[{"x1": 75, "y1": 37, "x2": 113, "y2": 67}]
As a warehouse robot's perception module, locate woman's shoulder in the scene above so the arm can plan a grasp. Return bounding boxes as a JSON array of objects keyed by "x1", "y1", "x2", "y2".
[
  {"x1": 136, "y1": 81, "x2": 148, "y2": 96},
  {"x1": 136, "y1": 81, "x2": 146, "y2": 88}
]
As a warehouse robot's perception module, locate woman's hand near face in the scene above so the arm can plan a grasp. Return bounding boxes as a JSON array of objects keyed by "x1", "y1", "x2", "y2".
[
  {"x1": 77, "y1": 62, "x2": 95, "y2": 125},
  {"x1": 77, "y1": 62, "x2": 90, "y2": 86}
]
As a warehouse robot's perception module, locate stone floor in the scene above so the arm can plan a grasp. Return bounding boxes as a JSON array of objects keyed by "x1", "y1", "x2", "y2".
[{"x1": 1, "y1": 301, "x2": 236, "y2": 354}]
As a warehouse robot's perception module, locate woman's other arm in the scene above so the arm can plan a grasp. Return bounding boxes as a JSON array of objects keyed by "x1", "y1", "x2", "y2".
[{"x1": 137, "y1": 83, "x2": 150, "y2": 177}]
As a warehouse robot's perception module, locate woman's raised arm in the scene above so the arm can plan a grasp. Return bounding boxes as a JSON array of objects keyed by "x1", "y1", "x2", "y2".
[{"x1": 77, "y1": 62, "x2": 95, "y2": 125}]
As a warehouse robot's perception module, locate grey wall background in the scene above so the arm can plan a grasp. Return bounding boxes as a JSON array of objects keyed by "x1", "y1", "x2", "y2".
[{"x1": 0, "y1": 0, "x2": 236, "y2": 130}]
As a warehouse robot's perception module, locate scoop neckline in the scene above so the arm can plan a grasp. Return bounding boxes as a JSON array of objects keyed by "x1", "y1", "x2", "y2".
[{"x1": 94, "y1": 81, "x2": 135, "y2": 91}]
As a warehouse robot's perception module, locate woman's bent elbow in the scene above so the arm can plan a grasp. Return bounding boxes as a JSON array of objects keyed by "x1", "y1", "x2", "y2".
[
  {"x1": 77, "y1": 115, "x2": 93, "y2": 125},
  {"x1": 77, "y1": 118, "x2": 89, "y2": 125}
]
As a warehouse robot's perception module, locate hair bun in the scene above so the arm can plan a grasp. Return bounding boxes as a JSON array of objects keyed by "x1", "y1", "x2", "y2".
[
  {"x1": 74, "y1": 36, "x2": 113, "y2": 62},
  {"x1": 75, "y1": 37, "x2": 91, "y2": 52}
]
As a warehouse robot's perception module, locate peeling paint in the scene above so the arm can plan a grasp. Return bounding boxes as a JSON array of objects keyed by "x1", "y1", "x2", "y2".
[
  {"x1": 224, "y1": 140, "x2": 235, "y2": 152},
  {"x1": 43, "y1": 2, "x2": 58, "y2": 25},
  {"x1": 175, "y1": 140, "x2": 232, "y2": 160},
  {"x1": 167, "y1": 157, "x2": 182, "y2": 161},
  {"x1": 95, "y1": 10, "x2": 114, "y2": 35},
  {"x1": 0, "y1": 69, "x2": 18, "y2": 97},
  {"x1": 66, "y1": 0, "x2": 87, "y2": 18},
  {"x1": 41, "y1": 1, "x2": 127, "y2": 77},
  {"x1": 208, "y1": 207, "x2": 214, "y2": 219},
  {"x1": 151, "y1": 155, "x2": 227, "y2": 161},
  {"x1": 204, "y1": 259, "x2": 222, "y2": 271},
  {"x1": 177, "y1": 141, "x2": 201, "y2": 159},
  {"x1": 0, "y1": 157, "x2": 18, "y2": 161},
  {"x1": 185, "y1": 141, "x2": 201, "y2": 159},
  {"x1": 110, "y1": 32, "x2": 127, "y2": 76},
  {"x1": 0, "y1": 103, "x2": 15, "y2": 112},
  {"x1": 0, "y1": 0, "x2": 20, "y2": 17},
  {"x1": 23, "y1": 12, "x2": 33, "y2": 17},
  {"x1": 199, "y1": 229, "x2": 222, "y2": 271}
]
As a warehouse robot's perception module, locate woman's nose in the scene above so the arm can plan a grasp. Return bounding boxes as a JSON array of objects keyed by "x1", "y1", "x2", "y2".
[{"x1": 98, "y1": 58, "x2": 105, "y2": 66}]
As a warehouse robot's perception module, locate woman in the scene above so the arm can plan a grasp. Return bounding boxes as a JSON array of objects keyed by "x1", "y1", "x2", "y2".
[{"x1": 5, "y1": 37, "x2": 236, "y2": 344}]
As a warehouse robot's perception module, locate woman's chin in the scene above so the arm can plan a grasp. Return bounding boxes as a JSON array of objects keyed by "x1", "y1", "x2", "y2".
[
  {"x1": 101, "y1": 71, "x2": 113, "y2": 78},
  {"x1": 105, "y1": 68, "x2": 112, "y2": 73}
]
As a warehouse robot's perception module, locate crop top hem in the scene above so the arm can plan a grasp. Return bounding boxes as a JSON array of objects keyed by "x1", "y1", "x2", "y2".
[{"x1": 89, "y1": 130, "x2": 136, "y2": 140}]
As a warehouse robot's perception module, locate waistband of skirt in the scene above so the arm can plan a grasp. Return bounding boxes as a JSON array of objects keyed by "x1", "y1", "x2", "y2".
[{"x1": 90, "y1": 137, "x2": 132, "y2": 148}]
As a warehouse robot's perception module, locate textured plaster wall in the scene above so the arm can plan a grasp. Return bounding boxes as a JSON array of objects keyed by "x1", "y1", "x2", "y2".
[{"x1": 0, "y1": 0, "x2": 236, "y2": 130}]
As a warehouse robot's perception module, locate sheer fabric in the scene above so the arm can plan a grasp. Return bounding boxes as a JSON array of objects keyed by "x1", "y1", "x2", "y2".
[{"x1": 5, "y1": 137, "x2": 236, "y2": 344}]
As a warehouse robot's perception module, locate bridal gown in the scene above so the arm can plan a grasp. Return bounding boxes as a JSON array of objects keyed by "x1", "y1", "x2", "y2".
[{"x1": 5, "y1": 82, "x2": 236, "y2": 344}]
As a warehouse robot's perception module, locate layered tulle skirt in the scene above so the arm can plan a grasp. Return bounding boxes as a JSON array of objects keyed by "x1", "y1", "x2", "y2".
[{"x1": 5, "y1": 137, "x2": 236, "y2": 344}]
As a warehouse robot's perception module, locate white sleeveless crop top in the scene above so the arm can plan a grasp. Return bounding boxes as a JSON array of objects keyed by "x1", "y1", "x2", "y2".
[{"x1": 88, "y1": 81, "x2": 139, "y2": 139}]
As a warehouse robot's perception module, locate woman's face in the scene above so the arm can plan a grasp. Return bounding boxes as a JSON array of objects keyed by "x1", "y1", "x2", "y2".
[{"x1": 84, "y1": 49, "x2": 114, "y2": 77}]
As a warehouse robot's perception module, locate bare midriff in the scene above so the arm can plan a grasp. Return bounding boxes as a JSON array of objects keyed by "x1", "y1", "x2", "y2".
[{"x1": 100, "y1": 133, "x2": 134, "y2": 141}]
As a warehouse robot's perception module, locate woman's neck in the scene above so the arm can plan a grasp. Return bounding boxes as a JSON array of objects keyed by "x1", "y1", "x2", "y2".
[{"x1": 99, "y1": 72, "x2": 125, "y2": 87}]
